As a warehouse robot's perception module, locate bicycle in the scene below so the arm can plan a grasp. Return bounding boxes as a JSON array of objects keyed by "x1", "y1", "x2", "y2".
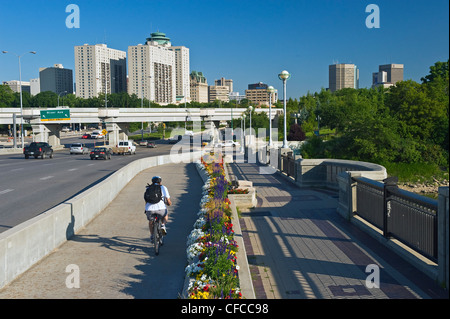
[{"x1": 150, "y1": 213, "x2": 165, "y2": 255}]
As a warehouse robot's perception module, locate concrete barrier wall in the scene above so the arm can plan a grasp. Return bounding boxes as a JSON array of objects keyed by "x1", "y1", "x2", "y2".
[{"x1": 0, "y1": 151, "x2": 202, "y2": 289}]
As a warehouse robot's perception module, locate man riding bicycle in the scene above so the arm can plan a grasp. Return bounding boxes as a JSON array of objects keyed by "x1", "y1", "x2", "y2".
[{"x1": 145, "y1": 176, "x2": 172, "y2": 242}]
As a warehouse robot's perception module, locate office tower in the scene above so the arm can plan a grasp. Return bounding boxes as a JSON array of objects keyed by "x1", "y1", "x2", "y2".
[
  {"x1": 190, "y1": 71, "x2": 208, "y2": 103},
  {"x1": 329, "y1": 63, "x2": 359, "y2": 92},
  {"x1": 169, "y1": 46, "x2": 190, "y2": 103},
  {"x1": 215, "y1": 77, "x2": 233, "y2": 93},
  {"x1": 2, "y1": 80, "x2": 30, "y2": 94},
  {"x1": 373, "y1": 64, "x2": 404, "y2": 88},
  {"x1": 30, "y1": 78, "x2": 40, "y2": 96},
  {"x1": 39, "y1": 64, "x2": 73, "y2": 95},
  {"x1": 208, "y1": 85, "x2": 229, "y2": 103},
  {"x1": 74, "y1": 44, "x2": 127, "y2": 99},
  {"x1": 245, "y1": 82, "x2": 277, "y2": 106}
]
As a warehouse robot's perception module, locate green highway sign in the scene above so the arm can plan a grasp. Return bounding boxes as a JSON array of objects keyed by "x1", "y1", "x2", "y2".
[{"x1": 40, "y1": 109, "x2": 71, "y2": 121}]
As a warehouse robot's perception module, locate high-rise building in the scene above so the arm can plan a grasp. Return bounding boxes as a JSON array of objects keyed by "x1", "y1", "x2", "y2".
[
  {"x1": 2, "y1": 80, "x2": 30, "y2": 94},
  {"x1": 190, "y1": 71, "x2": 208, "y2": 103},
  {"x1": 245, "y1": 82, "x2": 277, "y2": 106},
  {"x1": 169, "y1": 46, "x2": 190, "y2": 103},
  {"x1": 74, "y1": 44, "x2": 127, "y2": 99},
  {"x1": 30, "y1": 78, "x2": 40, "y2": 96},
  {"x1": 208, "y1": 85, "x2": 229, "y2": 103},
  {"x1": 215, "y1": 77, "x2": 233, "y2": 93},
  {"x1": 373, "y1": 64, "x2": 404, "y2": 88},
  {"x1": 39, "y1": 64, "x2": 73, "y2": 95},
  {"x1": 128, "y1": 32, "x2": 190, "y2": 105},
  {"x1": 329, "y1": 63, "x2": 359, "y2": 92}
]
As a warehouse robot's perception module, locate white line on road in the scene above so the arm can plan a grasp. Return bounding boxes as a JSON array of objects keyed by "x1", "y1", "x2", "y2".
[
  {"x1": 68, "y1": 168, "x2": 78, "y2": 172},
  {"x1": 0, "y1": 189, "x2": 14, "y2": 195},
  {"x1": 39, "y1": 176, "x2": 54, "y2": 181}
]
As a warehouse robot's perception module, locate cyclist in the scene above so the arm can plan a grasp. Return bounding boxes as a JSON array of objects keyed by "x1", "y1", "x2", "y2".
[{"x1": 145, "y1": 176, "x2": 172, "y2": 241}]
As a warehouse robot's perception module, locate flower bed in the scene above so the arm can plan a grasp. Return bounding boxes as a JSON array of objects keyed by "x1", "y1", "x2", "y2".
[{"x1": 185, "y1": 158, "x2": 242, "y2": 299}]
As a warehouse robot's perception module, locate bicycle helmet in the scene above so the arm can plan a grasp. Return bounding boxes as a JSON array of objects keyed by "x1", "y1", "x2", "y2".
[{"x1": 152, "y1": 176, "x2": 162, "y2": 184}]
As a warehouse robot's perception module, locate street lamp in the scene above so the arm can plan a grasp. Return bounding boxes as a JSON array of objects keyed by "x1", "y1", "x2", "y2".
[
  {"x1": 248, "y1": 105, "x2": 253, "y2": 145},
  {"x1": 267, "y1": 86, "x2": 275, "y2": 147},
  {"x1": 58, "y1": 91, "x2": 67, "y2": 107},
  {"x1": 2, "y1": 50, "x2": 37, "y2": 149},
  {"x1": 278, "y1": 70, "x2": 291, "y2": 149},
  {"x1": 241, "y1": 113, "x2": 246, "y2": 152}
]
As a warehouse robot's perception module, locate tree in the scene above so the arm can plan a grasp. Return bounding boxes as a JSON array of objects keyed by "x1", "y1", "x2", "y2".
[
  {"x1": 0, "y1": 85, "x2": 14, "y2": 107},
  {"x1": 287, "y1": 123, "x2": 306, "y2": 141}
]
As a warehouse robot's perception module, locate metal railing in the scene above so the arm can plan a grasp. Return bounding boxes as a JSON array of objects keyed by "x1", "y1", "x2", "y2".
[{"x1": 354, "y1": 176, "x2": 438, "y2": 261}]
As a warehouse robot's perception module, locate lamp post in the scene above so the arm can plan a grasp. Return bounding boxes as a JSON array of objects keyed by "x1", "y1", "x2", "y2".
[
  {"x1": 267, "y1": 86, "x2": 275, "y2": 147},
  {"x1": 278, "y1": 70, "x2": 291, "y2": 149},
  {"x1": 58, "y1": 91, "x2": 67, "y2": 107},
  {"x1": 248, "y1": 105, "x2": 253, "y2": 145},
  {"x1": 242, "y1": 113, "x2": 246, "y2": 152},
  {"x1": 2, "y1": 50, "x2": 36, "y2": 149}
]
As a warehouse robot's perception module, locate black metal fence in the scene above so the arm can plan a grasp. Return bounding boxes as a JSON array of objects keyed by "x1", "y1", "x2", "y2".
[{"x1": 354, "y1": 176, "x2": 438, "y2": 262}]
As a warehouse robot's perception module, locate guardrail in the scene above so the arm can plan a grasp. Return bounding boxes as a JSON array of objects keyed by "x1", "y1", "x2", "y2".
[{"x1": 354, "y1": 177, "x2": 438, "y2": 262}]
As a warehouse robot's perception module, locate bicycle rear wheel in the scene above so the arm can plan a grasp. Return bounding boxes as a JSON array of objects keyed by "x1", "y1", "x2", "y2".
[{"x1": 153, "y1": 218, "x2": 160, "y2": 256}]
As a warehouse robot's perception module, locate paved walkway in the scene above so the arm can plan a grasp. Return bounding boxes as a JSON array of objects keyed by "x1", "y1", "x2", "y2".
[
  {"x1": 0, "y1": 162, "x2": 204, "y2": 299},
  {"x1": 229, "y1": 161, "x2": 449, "y2": 299},
  {"x1": 1, "y1": 156, "x2": 448, "y2": 300}
]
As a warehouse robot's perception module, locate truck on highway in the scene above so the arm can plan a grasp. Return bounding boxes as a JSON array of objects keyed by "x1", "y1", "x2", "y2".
[
  {"x1": 111, "y1": 140, "x2": 136, "y2": 155},
  {"x1": 24, "y1": 142, "x2": 54, "y2": 159}
]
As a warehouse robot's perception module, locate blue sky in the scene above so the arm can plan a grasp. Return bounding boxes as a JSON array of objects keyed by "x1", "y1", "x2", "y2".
[{"x1": 0, "y1": 0, "x2": 448, "y2": 99}]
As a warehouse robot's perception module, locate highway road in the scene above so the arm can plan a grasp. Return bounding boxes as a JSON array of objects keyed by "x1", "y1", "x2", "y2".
[{"x1": 0, "y1": 135, "x2": 186, "y2": 233}]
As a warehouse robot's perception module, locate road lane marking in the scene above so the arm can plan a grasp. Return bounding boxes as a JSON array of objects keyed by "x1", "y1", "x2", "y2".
[
  {"x1": 0, "y1": 189, "x2": 14, "y2": 195},
  {"x1": 68, "y1": 168, "x2": 78, "y2": 172},
  {"x1": 40, "y1": 176, "x2": 54, "y2": 181}
]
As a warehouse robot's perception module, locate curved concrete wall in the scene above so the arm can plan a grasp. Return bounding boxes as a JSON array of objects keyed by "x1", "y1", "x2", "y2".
[{"x1": 0, "y1": 151, "x2": 202, "y2": 289}]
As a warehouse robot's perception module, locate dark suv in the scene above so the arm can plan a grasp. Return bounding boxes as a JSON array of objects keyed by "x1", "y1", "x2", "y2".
[{"x1": 24, "y1": 142, "x2": 53, "y2": 159}]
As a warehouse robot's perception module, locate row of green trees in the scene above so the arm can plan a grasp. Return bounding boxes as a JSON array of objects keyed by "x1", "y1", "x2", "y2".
[
  {"x1": 297, "y1": 61, "x2": 449, "y2": 166},
  {"x1": 0, "y1": 86, "x2": 260, "y2": 109}
]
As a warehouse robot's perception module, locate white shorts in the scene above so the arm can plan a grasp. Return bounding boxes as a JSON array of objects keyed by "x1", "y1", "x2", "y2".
[{"x1": 145, "y1": 209, "x2": 167, "y2": 221}]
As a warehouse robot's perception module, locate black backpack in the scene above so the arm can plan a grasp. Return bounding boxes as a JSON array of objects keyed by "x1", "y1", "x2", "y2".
[{"x1": 144, "y1": 183, "x2": 162, "y2": 204}]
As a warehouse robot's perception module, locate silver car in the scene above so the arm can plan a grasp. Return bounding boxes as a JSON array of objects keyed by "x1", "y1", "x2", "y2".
[{"x1": 70, "y1": 143, "x2": 89, "y2": 154}]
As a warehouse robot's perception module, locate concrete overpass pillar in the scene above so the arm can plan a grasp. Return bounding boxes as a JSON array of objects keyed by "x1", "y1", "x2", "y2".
[
  {"x1": 106, "y1": 123, "x2": 120, "y2": 147},
  {"x1": 31, "y1": 124, "x2": 62, "y2": 149}
]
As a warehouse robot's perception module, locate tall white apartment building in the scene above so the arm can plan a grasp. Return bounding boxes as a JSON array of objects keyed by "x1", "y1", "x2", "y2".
[
  {"x1": 169, "y1": 46, "x2": 190, "y2": 103},
  {"x1": 128, "y1": 32, "x2": 189, "y2": 105},
  {"x1": 74, "y1": 44, "x2": 127, "y2": 99}
]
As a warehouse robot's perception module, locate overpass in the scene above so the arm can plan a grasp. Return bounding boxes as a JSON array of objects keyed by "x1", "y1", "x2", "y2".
[{"x1": 0, "y1": 107, "x2": 282, "y2": 147}]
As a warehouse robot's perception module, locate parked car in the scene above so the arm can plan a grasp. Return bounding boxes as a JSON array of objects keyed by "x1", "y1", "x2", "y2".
[
  {"x1": 90, "y1": 147, "x2": 112, "y2": 160},
  {"x1": 147, "y1": 141, "x2": 157, "y2": 148},
  {"x1": 81, "y1": 133, "x2": 91, "y2": 139},
  {"x1": 24, "y1": 142, "x2": 53, "y2": 159},
  {"x1": 70, "y1": 143, "x2": 89, "y2": 155}
]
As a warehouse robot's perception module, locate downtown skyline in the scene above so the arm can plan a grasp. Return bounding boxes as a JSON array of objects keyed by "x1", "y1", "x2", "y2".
[{"x1": 0, "y1": 0, "x2": 448, "y2": 99}]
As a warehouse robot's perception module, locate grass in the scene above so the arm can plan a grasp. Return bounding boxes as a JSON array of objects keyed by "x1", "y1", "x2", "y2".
[{"x1": 381, "y1": 162, "x2": 449, "y2": 184}]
